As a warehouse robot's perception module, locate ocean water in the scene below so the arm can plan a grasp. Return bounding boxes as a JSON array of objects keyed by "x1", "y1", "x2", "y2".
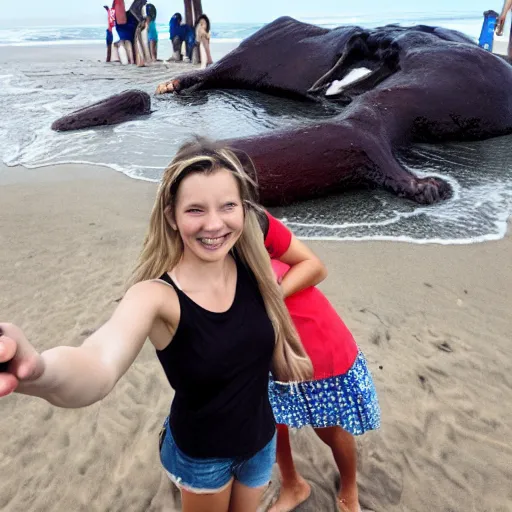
[
  {"x1": 1, "y1": 12, "x2": 511, "y2": 244},
  {"x1": 0, "y1": 12, "x2": 486, "y2": 46}
]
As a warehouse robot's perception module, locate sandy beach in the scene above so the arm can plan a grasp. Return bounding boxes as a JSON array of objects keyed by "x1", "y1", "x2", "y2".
[
  {"x1": 0, "y1": 39, "x2": 238, "y2": 64},
  {"x1": 1, "y1": 160, "x2": 511, "y2": 512}
]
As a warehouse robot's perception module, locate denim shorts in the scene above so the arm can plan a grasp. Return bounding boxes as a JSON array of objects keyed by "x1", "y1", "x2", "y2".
[{"x1": 159, "y1": 418, "x2": 276, "y2": 493}]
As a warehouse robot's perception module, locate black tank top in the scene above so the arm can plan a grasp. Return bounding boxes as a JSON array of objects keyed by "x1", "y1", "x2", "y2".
[{"x1": 156, "y1": 255, "x2": 276, "y2": 459}]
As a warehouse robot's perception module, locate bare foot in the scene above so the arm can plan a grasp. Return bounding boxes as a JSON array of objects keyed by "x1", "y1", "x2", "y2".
[
  {"x1": 339, "y1": 501, "x2": 350, "y2": 512},
  {"x1": 338, "y1": 486, "x2": 360, "y2": 512},
  {"x1": 268, "y1": 476, "x2": 311, "y2": 512},
  {"x1": 155, "y1": 79, "x2": 179, "y2": 95}
]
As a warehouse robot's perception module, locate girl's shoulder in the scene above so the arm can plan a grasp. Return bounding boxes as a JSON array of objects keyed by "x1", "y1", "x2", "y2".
[{"x1": 128, "y1": 278, "x2": 180, "y2": 318}]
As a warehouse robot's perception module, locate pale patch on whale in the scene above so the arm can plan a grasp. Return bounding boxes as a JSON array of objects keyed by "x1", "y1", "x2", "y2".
[{"x1": 325, "y1": 67, "x2": 372, "y2": 96}]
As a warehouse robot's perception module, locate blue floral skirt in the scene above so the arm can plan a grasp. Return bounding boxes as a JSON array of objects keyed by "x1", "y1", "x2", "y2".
[{"x1": 268, "y1": 351, "x2": 381, "y2": 434}]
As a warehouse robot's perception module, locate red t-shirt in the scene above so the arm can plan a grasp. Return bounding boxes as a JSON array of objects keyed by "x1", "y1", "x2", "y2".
[
  {"x1": 264, "y1": 212, "x2": 358, "y2": 378},
  {"x1": 107, "y1": 8, "x2": 116, "y2": 31}
]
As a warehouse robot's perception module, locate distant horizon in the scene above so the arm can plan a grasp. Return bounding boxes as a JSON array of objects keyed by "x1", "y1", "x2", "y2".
[{"x1": 2, "y1": 8, "x2": 488, "y2": 29}]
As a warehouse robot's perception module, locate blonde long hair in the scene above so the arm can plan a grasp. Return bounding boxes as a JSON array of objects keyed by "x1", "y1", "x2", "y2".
[{"x1": 129, "y1": 137, "x2": 313, "y2": 382}]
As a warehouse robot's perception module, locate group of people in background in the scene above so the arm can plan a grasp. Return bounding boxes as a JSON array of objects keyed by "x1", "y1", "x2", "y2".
[
  {"x1": 169, "y1": 12, "x2": 213, "y2": 68},
  {"x1": 104, "y1": 1, "x2": 212, "y2": 68}
]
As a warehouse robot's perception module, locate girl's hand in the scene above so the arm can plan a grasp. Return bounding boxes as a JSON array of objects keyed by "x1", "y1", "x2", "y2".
[{"x1": 0, "y1": 324, "x2": 44, "y2": 397}]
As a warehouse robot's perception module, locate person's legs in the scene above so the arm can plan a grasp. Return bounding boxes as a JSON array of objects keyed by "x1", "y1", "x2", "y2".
[
  {"x1": 268, "y1": 424, "x2": 311, "y2": 512},
  {"x1": 314, "y1": 427, "x2": 359, "y2": 512},
  {"x1": 228, "y1": 481, "x2": 268, "y2": 512},
  {"x1": 124, "y1": 40, "x2": 134, "y2": 64},
  {"x1": 150, "y1": 40, "x2": 158, "y2": 61},
  {"x1": 198, "y1": 41, "x2": 207, "y2": 69},
  {"x1": 106, "y1": 29, "x2": 113, "y2": 62},
  {"x1": 169, "y1": 35, "x2": 183, "y2": 61},
  {"x1": 203, "y1": 38, "x2": 213, "y2": 65},
  {"x1": 192, "y1": 43, "x2": 201, "y2": 65},
  {"x1": 186, "y1": 31, "x2": 196, "y2": 61},
  {"x1": 115, "y1": 41, "x2": 128, "y2": 64},
  {"x1": 181, "y1": 481, "x2": 233, "y2": 512},
  {"x1": 230, "y1": 431, "x2": 277, "y2": 511},
  {"x1": 111, "y1": 44, "x2": 119, "y2": 61}
]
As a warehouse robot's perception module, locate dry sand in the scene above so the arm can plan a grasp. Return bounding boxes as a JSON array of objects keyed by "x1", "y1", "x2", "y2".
[{"x1": 0, "y1": 162, "x2": 511, "y2": 512}]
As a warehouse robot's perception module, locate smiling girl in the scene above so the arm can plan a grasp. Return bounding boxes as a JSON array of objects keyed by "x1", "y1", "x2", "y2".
[{"x1": 0, "y1": 138, "x2": 312, "y2": 512}]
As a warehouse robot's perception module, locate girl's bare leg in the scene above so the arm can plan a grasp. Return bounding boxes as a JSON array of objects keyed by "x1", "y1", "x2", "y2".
[
  {"x1": 268, "y1": 424, "x2": 311, "y2": 512},
  {"x1": 199, "y1": 42, "x2": 208, "y2": 69},
  {"x1": 150, "y1": 40, "x2": 158, "y2": 61},
  {"x1": 181, "y1": 479, "x2": 233, "y2": 512},
  {"x1": 229, "y1": 480, "x2": 268, "y2": 512},
  {"x1": 124, "y1": 40, "x2": 134, "y2": 64},
  {"x1": 314, "y1": 427, "x2": 359, "y2": 512},
  {"x1": 203, "y1": 39, "x2": 213, "y2": 65}
]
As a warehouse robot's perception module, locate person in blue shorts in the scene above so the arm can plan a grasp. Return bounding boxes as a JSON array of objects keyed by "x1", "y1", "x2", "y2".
[{"x1": 168, "y1": 12, "x2": 195, "y2": 62}]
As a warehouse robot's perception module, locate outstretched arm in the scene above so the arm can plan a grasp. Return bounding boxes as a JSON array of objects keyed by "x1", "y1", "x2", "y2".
[{"x1": 0, "y1": 281, "x2": 168, "y2": 408}]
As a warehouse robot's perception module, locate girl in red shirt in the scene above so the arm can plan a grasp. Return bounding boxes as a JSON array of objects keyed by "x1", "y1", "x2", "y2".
[{"x1": 263, "y1": 211, "x2": 380, "y2": 512}]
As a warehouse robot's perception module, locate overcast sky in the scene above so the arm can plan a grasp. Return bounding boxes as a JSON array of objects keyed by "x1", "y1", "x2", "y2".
[{"x1": 3, "y1": 0, "x2": 493, "y2": 26}]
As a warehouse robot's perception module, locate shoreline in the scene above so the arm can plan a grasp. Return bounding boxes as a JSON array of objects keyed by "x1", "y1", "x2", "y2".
[
  {"x1": 1, "y1": 160, "x2": 511, "y2": 287},
  {"x1": 3, "y1": 161, "x2": 509, "y2": 246}
]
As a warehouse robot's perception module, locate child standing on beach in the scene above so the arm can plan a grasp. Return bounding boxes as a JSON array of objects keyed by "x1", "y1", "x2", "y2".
[
  {"x1": 104, "y1": 3, "x2": 116, "y2": 62},
  {"x1": 0, "y1": 139, "x2": 312, "y2": 512},
  {"x1": 261, "y1": 211, "x2": 381, "y2": 512},
  {"x1": 194, "y1": 15, "x2": 213, "y2": 68},
  {"x1": 146, "y1": 4, "x2": 159, "y2": 61}
]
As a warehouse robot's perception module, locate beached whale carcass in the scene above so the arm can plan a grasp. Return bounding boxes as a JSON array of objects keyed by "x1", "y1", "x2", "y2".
[
  {"x1": 51, "y1": 90, "x2": 151, "y2": 131},
  {"x1": 156, "y1": 18, "x2": 512, "y2": 205}
]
